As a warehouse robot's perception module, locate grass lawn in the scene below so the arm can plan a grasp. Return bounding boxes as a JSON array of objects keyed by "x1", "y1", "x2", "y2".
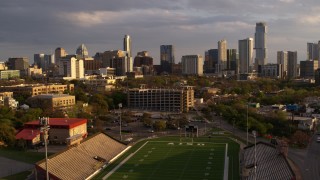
[
  {"x1": 0, "y1": 170, "x2": 31, "y2": 180},
  {"x1": 94, "y1": 136, "x2": 240, "y2": 180},
  {"x1": 0, "y1": 148, "x2": 47, "y2": 164}
]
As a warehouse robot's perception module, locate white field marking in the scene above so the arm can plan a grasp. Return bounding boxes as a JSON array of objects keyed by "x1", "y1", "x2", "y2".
[
  {"x1": 134, "y1": 164, "x2": 139, "y2": 167},
  {"x1": 129, "y1": 169, "x2": 133, "y2": 172},
  {"x1": 179, "y1": 143, "x2": 183, "y2": 145},
  {"x1": 203, "y1": 179, "x2": 208, "y2": 180},
  {"x1": 209, "y1": 157, "x2": 213, "y2": 160},
  {"x1": 102, "y1": 141, "x2": 149, "y2": 180},
  {"x1": 168, "y1": 142, "x2": 174, "y2": 145},
  {"x1": 207, "y1": 162, "x2": 212, "y2": 164},
  {"x1": 187, "y1": 143, "x2": 193, "y2": 145},
  {"x1": 139, "y1": 159, "x2": 144, "y2": 162},
  {"x1": 148, "y1": 151, "x2": 152, "y2": 153},
  {"x1": 123, "y1": 175, "x2": 128, "y2": 179},
  {"x1": 144, "y1": 155, "x2": 148, "y2": 158},
  {"x1": 204, "y1": 173, "x2": 210, "y2": 176},
  {"x1": 206, "y1": 167, "x2": 211, "y2": 170}
]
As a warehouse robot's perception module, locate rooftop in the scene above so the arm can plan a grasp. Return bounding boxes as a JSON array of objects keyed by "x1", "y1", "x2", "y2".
[
  {"x1": 25, "y1": 118, "x2": 87, "y2": 129},
  {"x1": 15, "y1": 128, "x2": 40, "y2": 140}
]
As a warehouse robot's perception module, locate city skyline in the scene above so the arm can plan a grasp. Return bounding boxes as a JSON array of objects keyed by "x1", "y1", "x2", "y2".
[{"x1": 0, "y1": 0, "x2": 319, "y2": 64}]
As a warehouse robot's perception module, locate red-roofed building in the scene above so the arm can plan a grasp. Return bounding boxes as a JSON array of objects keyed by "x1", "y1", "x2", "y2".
[
  {"x1": 15, "y1": 129, "x2": 41, "y2": 147},
  {"x1": 16, "y1": 118, "x2": 88, "y2": 145}
]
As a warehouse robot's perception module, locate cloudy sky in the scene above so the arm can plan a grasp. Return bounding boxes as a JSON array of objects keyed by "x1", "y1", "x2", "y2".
[{"x1": 0, "y1": 0, "x2": 319, "y2": 64}]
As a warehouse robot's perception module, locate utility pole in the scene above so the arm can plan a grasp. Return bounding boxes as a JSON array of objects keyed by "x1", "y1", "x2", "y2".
[
  {"x1": 247, "y1": 104, "x2": 249, "y2": 145},
  {"x1": 119, "y1": 103, "x2": 122, "y2": 141},
  {"x1": 39, "y1": 117, "x2": 50, "y2": 180},
  {"x1": 252, "y1": 130, "x2": 257, "y2": 180}
]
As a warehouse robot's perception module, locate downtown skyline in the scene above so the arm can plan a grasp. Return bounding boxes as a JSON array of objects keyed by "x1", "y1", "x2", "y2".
[{"x1": 0, "y1": 0, "x2": 319, "y2": 64}]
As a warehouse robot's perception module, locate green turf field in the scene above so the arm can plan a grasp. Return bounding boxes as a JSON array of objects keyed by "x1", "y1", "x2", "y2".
[{"x1": 94, "y1": 137, "x2": 240, "y2": 180}]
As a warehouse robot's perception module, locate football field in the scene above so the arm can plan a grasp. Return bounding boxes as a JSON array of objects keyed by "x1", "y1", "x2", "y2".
[{"x1": 104, "y1": 141, "x2": 226, "y2": 180}]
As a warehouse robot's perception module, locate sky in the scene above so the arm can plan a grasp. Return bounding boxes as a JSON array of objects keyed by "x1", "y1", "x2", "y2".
[{"x1": 0, "y1": 0, "x2": 319, "y2": 64}]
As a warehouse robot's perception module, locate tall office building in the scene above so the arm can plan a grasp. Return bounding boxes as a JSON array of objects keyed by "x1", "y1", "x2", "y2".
[
  {"x1": 227, "y1": 49, "x2": 237, "y2": 71},
  {"x1": 254, "y1": 22, "x2": 267, "y2": 70},
  {"x1": 160, "y1": 45, "x2": 175, "y2": 73},
  {"x1": 59, "y1": 57, "x2": 84, "y2": 79},
  {"x1": 102, "y1": 50, "x2": 129, "y2": 76},
  {"x1": 55, "y1": 47, "x2": 68, "y2": 66},
  {"x1": 34, "y1": 54, "x2": 54, "y2": 71},
  {"x1": 277, "y1": 51, "x2": 288, "y2": 79},
  {"x1": 123, "y1": 35, "x2": 132, "y2": 57},
  {"x1": 218, "y1": 40, "x2": 227, "y2": 74},
  {"x1": 239, "y1": 38, "x2": 253, "y2": 74},
  {"x1": 307, "y1": 42, "x2": 319, "y2": 60},
  {"x1": 300, "y1": 60, "x2": 318, "y2": 79},
  {"x1": 123, "y1": 35, "x2": 133, "y2": 73},
  {"x1": 76, "y1": 44, "x2": 89, "y2": 59},
  {"x1": 204, "y1": 49, "x2": 218, "y2": 73},
  {"x1": 181, "y1": 55, "x2": 203, "y2": 76},
  {"x1": 7, "y1": 57, "x2": 29, "y2": 70},
  {"x1": 287, "y1": 51, "x2": 298, "y2": 79}
]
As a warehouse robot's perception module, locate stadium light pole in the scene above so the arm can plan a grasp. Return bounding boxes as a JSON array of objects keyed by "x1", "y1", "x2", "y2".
[
  {"x1": 252, "y1": 130, "x2": 257, "y2": 180},
  {"x1": 119, "y1": 103, "x2": 122, "y2": 141},
  {"x1": 39, "y1": 117, "x2": 50, "y2": 180},
  {"x1": 246, "y1": 104, "x2": 249, "y2": 145}
]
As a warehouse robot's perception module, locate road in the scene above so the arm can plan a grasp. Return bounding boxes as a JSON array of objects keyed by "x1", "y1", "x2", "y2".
[{"x1": 288, "y1": 134, "x2": 320, "y2": 180}]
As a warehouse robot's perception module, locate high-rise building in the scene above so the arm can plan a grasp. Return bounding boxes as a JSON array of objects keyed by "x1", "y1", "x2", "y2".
[
  {"x1": 218, "y1": 40, "x2": 227, "y2": 73},
  {"x1": 307, "y1": 42, "x2": 319, "y2": 60},
  {"x1": 160, "y1": 45, "x2": 175, "y2": 73},
  {"x1": 277, "y1": 51, "x2": 288, "y2": 79},
  {"x1": 34, "y1": 54, "x2": 54, "y2": 71},
  {"x1": 300, "y1": 60, "x2": 318, "y2": 79},
  {"x1": 204, "y1": 49, "x2": 218, "y2": 73},
  {"x1": 239, "y1": 38, "x2": 253, "y2": 74},
  {"x1": 287, "y1": 51, "x2": 298, "y2": 79},
  {"x1": 133, "y1": 51, "x2": 154, "y2": 75},
  {"x1": 76, "y1": 44, "x2": 89, "y2": 59},
  {"x1": 258, "y1": 64, "x2": 282, "y2": 79},
  {"x1": 59, "y1": 57, "x2": 84, "y2": 80},
  {"x1": 101, "y1": 50, "x2": 130, "y2": 75},
  {"x1": 7, "y1": 57, "x2": 29, "y2": 70},
  {"x1": 123, "y1": 35, "x2": 133, "y2": 72},
  {"x1": 55, "y1": 47, "x2": 68, "y2": 66},
  {"x1": 227, "y1": 49, "x2": 237, "y2": 72},
  {"x1": 254, "y1": 22, "x2": 267, "y2": 70},
  {"x1": 123, "y1": 35, "x2": 132, "y2": 57},
  {"x1": 181, "y1": 55, "x2": 203, "y2": 76}
]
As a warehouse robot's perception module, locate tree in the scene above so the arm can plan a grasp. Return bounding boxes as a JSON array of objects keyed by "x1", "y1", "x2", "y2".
[
  {"x1": 0, "y1": 120, "x2": 16, "y2": 147},
  {"x1": 154, "y1": 120, "x2": 166, "y2": 131},
  {"x1": 291, "y1": 130, "x2": 310, "y2": 147}
]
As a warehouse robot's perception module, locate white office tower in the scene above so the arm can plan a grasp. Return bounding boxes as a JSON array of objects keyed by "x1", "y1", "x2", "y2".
[
  {"x1": 181, "y1": 55, "x2": 203, "y2": 76},
  {"x1": 254, "y1": 22, "x2": 267, "y2": 71},
  {"x1": 218, "y1": 39, "x2": 227, "y2": 74},
  {"x1": 123, "y1": 35, "x2": 133, "y2": 72},
  {"x1": 277, "y1": 51, "x2": 288, "y2": 79},
  {"x1": 239, "y1": 38, "x2": 253, "y2": 74},
  {"x1": 59, "y1": 57, "x2": 84, "y2": 80}
]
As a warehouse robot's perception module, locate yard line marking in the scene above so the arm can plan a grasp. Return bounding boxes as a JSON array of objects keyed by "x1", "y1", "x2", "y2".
[{"x1": 102, "y1": 141, "x2": 149, "y2": 180}]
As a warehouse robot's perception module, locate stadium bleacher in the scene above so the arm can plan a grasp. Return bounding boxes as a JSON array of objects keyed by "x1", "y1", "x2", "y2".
[
  {"x1": 242, "y1": 142, "x2": 295, "y2": 180},
  {"x1": 35, "y1": 133, "x2": 127, "y2": 180}
]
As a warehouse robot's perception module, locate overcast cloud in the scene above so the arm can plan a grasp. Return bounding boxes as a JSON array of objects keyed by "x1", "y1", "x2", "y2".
[{"x1": 0, "y1": 0, "x2": 319, "y2": 64}]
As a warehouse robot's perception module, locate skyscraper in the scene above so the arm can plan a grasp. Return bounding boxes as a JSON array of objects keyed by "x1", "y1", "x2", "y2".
[
  {"x1": 307, "y1": 42, "x2": 319, "y2": 60},
  {"x1": 277, "y1": 51, "x2": 288, "y2": 79},
  {"x1": 226, "y1": 49, "x2": 237, "y2": 71},
  {"x1": 204, "y1": 49, "x2": 218, "y2": 73},
  {"x1": 181, "y1": 55, "x2": 203, "y2": 76},
  {"x1": 254, "y1": 22, "x2": 267, "y2": 70},
  {"x1": 218, "y1": 40, "x2": 227, "y2": 73},
  {"x1": 239, "y1": 38, "x2": 253, "y2": 74},
  {"x1": 76, "y1": 44, "x2": 89, "y2": 59},
  {"x1": 55, "y1": 47, "x2": 68, "y2": 66},
  {"x1": 123, "y1": 35, "x2": 133, "y2": 72},
  {"x1": 287, "y1": 51, "x2": 298, "y2": 79},
  {"x1": 160, "y1": 45, "x2": 175, "y2": 73},
  {"x1": 34, "y1": 53, "x2": 54, "y2": 71}
]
